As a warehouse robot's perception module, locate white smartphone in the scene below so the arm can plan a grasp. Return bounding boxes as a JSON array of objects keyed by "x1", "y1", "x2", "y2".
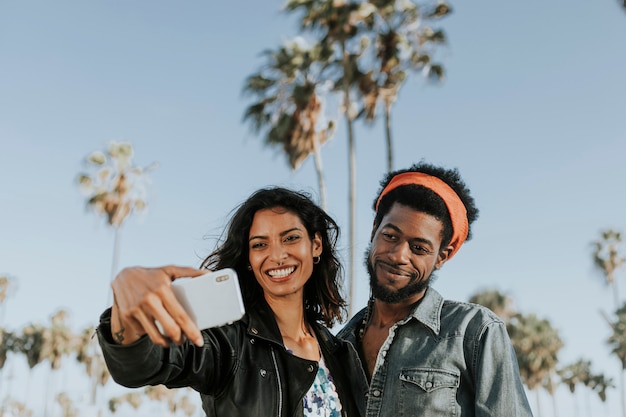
[{"x1": 168, "y1": 268, "x2": 246, "y2": 330}]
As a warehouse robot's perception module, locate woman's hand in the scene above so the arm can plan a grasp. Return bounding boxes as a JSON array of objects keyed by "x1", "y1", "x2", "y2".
[{"x1": 110, "y1": 265, "x2": 206, "y2": 347}]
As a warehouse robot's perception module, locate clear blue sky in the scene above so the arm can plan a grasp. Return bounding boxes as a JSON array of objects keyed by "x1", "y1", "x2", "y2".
[{"x1": 1, "y1": 1, "x2": 626, "y2": 416}]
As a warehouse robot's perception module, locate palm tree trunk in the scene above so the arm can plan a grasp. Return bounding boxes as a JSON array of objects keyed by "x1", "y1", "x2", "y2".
[
  {"x1": 312, "y1": 139, "x2": 327, "y2": 210},
  {"x1": 535, "y1": 389, "x2": 542, "y2": 417},
  {"x1": 108, "y1": 226, "x2": 121, "y2": 306},
  {"x1": 341, "y1": 40, "x2": 357, "y2": 316},
  {"x1": 619, "y1": 368, "x2": 626, "y2": 417},
  {"x1": 384, "y1": 103, "x2": 393, "y2": 173}
]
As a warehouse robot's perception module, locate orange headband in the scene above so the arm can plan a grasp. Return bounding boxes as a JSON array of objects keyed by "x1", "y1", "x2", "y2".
[{"x1": 375, "y1": 172, "x2": 468, "y2": 260}]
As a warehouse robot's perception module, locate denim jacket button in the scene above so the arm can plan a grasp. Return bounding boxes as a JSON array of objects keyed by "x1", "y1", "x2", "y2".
[{"x1": 372, "y1": 390, "x2": 381, "y2": 397}]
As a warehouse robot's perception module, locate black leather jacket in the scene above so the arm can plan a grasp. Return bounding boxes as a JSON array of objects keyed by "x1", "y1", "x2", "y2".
[{"x1": 97, "y1": 300, "x2": 368, "y2": 417}]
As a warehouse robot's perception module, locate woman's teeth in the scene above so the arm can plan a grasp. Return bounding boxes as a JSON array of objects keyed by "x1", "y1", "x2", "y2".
[{"x1": 268, "y1": 266, "x2": 295, "y2": 278}]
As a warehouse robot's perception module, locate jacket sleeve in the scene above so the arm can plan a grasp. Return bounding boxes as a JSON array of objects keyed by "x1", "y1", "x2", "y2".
[
  {"x1": 472, "y1": 320, "x2": 534, "y2": 417},
  {"x1": 96, "y1": 308, "x2": 237, "y2": 395}
]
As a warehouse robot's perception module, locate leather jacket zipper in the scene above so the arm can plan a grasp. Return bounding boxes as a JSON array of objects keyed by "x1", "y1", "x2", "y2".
[{"x1": 270, "y1": 347, "x2": 283, "y2": 417}]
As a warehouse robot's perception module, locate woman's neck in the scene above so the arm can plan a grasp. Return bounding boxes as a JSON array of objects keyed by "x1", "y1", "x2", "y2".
[{"x1": 266, "y1": 294, "x2": 319, "y2": 361}]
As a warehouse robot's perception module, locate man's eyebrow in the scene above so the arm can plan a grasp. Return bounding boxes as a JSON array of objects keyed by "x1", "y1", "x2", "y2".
[{"x1": 381, "y1": 223, "x2": 434, "y2": 247}]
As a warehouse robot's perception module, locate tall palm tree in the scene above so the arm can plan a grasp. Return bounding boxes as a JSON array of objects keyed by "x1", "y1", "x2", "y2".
[
  {"x1": 559, "y1": 358, "x2": 614, "y2": 417},
  {"x1": 592, "y1": 229, "x2": 625, "y2": 310},
  {"x1": 356, "y1": 0, "x2": 451, "y2": 173},
  {"x1": 606, "y1": 302, "x2": 626, "y2": 417},
  {"x1": 55, "y1": 392, "x2": 78, "y2": 417},
  {"x1": 0, "y1": 275, "x2": 17, "y2": 325},
  {"x1": 243, "y1": 38, "x2": 336, "y2": 209},
  {"x1": 468, "y1": 289, "x2": 516, "y2": 324},
  {"x1": 108, "y1": 392, "x2": 143, "y2": 413},
  {"x1": 284, "y1": 0, "x2": 368, "y2": 313},
  {"x1": 74, "y1": 325, "x2": 110, "y2": 409},
  {"x1": 507, "y1": 313, "x2": 563, "y2": 417},
  {"x1": 77, "y1": 141, "x2": 157, "y2": 301}
]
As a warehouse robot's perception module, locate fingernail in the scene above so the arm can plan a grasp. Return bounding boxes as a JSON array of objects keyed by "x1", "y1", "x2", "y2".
[{"x1": 195, "y1": 336, "x2": 204, "y2": 347}]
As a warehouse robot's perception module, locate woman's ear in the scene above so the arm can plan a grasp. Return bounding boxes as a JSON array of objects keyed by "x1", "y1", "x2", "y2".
[{"x1": 312, "y1": 232, "x2": 323, "y2": 258}]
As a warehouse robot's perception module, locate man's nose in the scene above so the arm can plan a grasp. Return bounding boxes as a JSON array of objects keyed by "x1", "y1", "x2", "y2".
[{"x1": 388, "y1": 242, "x2": 411, "y2": 264}]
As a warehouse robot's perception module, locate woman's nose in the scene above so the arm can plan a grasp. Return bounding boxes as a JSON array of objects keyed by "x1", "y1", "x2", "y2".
[{"x1": 269, "y1": 244, "x2": 288, "y2": 265}]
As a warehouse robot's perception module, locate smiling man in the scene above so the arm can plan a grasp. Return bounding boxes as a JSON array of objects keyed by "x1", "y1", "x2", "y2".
[{"x1": 339, "y1": 162, "x2": 534, "y2": 417}]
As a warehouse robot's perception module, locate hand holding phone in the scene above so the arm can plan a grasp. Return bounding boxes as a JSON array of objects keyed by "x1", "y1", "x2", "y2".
[{"x1": 168, "y1": 268, "x2": 246, "y2": 331}]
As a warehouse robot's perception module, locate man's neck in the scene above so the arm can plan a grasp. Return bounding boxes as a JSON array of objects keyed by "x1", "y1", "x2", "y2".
[{"x1": 371, "y1": 291, "x2": 425, "y2": 328}]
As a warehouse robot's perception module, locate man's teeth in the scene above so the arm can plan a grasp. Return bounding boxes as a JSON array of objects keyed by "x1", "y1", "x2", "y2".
[{"x1": 268, "y1": 267, "x2": 295, "y2": 278}]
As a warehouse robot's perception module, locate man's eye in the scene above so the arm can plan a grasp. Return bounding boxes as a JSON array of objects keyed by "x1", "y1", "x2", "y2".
[
  {"x1": 382, "y1": 232, "x2": 396, "y2": 240},
  {"x1": 411, "y1": 244, "x2": 429, "y2": 254}
]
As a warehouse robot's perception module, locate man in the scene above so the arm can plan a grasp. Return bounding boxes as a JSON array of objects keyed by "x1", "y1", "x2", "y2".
[{"x1": 339, "y1": 162, "x2": 533, "y2": 416}]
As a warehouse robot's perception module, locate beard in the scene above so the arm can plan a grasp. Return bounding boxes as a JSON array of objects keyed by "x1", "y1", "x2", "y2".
[{"x1": 365, "y1": 246, "x2": 437, "y2": 304}]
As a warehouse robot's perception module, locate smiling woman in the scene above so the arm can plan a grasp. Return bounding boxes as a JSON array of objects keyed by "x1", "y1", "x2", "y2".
[{"x1": 96, "y1": 187, "x2": 368, "y2": 417}]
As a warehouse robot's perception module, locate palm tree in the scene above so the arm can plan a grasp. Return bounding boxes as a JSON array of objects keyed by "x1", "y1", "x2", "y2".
[
  {"x1": 77, "y1": 141, "x2": 157, "y2": 301},
  {"x1": 74, "y1": 325, "x2": 110, "y2": 410},
  {"x1": 284, "y1": 0, "x2": 369, "y2": 313},
  {"x1": 356, "y1": 0, "x2": 451, "y2": 173},
  {"x1": 507, "y1": 313, "x2": 563, "y2": 417},
  {"x1": 108, "y1": 392, "x2": 143, "y2": 413},
  {"x1": 0, "y1": 275, "x2": 17, "y2": 325},
  {"x1": 591, "y1": 229, "x2": 625, "y2": 310},
  {"x1": 606, "y1": 302, "x2": 626, "y2": 417},
  {"x1": 55, "y1": 392, "x2": 78, "y2": 417},
  {"x1": 468, "y1": 289, "x2": 516, "y2": 324},
  {"x1": 243, "y1": 38, "x2": 336, "y2": 209},
  {"x1": 558, "y1": 358, "x2": 615, "y2": 417}
]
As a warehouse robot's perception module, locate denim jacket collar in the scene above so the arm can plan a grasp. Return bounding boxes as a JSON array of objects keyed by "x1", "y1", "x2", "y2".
[{"x1": 409, "y1": 287, "x2": 445, "y2": 336}]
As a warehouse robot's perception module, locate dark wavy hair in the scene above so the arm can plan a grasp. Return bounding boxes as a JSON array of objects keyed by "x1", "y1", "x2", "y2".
[
  {"x1": 200, "y1": 187, "x2": 346, "y2": 327},
  {"x1": 372, "y1": 161, "x2": 480, "y2": 249}
]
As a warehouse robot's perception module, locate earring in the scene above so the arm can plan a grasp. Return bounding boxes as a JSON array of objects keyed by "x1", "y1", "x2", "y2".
[
  {"x1": 313, "y1": 256, "x2": 320, "y2": 264},
  {"x1": 247, "y1": 265, "x2": 252, "y2": 271}
]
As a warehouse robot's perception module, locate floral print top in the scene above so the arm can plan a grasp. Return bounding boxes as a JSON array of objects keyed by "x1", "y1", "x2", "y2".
[{"x1": 303, "y1": 355, "x2": 343, "y2": 416}]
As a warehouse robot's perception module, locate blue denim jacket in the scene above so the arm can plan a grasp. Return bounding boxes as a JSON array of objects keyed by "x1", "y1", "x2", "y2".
[{"x1": 338, "y1": 287, "x2": 533, "y2": 417}]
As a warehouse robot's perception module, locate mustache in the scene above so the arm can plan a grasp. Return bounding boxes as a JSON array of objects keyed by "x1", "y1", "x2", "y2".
[{"x1": 377, "y1": 261, "x2": 419, "y2": 280}]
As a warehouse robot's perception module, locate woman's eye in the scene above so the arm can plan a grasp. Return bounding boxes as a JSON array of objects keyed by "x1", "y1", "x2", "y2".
[
  {"x1": 250, "y1": 242, "x2": 265, "y2": 249},
  {"x1": 284, "y1": 234, "x2": 301, "y2": 243}
]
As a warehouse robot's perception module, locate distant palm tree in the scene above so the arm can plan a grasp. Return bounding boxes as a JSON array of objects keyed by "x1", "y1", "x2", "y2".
[
  {"x1": 55, "y1": 392, "x2": 78, "y2": 417},
  {"x1": 356, "y1": 0, "x2": 451, "y2": 173},
  {"x1": 507, "y1": 313, "x2": 563, "y2": 417},
  {"x1": 77, "y1": 141, "x2": 157, "y2": 300},
  {"x1": 559, "y1": 358, "x2": 615, "y2": 417},
  {"x1": 243, "y1": 38, "x2": 336, "y2": 209},
  {"x1": 74, "y1": 325, "x2": 110, "y2": 409},
  {"x1": 606, "y1": 302, "x2": 626, "y2": 417},
  {"x1": 0, "y1": 274, "x2": 18, "y2": 325},
  {"x1": 592, "y1": 229, "x2": 625, "y2": 310},
  {"x1": 468, "y1": 289, "x2": 516, "y2": 323},
  {"x1": 108, "y1": 392, "x2": 144, "y2": 413},
  {"x1": 285, "y1": 0, "x2": 368, "y2": 313}
]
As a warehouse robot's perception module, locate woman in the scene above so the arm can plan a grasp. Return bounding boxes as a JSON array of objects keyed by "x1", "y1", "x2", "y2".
[{"x1": 97, "y1": 187, "x2": 368, "y2": 416}]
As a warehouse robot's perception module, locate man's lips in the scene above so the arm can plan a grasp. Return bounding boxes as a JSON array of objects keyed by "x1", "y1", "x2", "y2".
[{"x1": 377, "y1": 262, "x2": 415, "y2": 279}]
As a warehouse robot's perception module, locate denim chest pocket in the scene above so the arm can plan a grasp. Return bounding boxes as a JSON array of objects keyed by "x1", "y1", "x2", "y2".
[{"x1": 398, "y1": 368, "x2": 460, "y2": 417}]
